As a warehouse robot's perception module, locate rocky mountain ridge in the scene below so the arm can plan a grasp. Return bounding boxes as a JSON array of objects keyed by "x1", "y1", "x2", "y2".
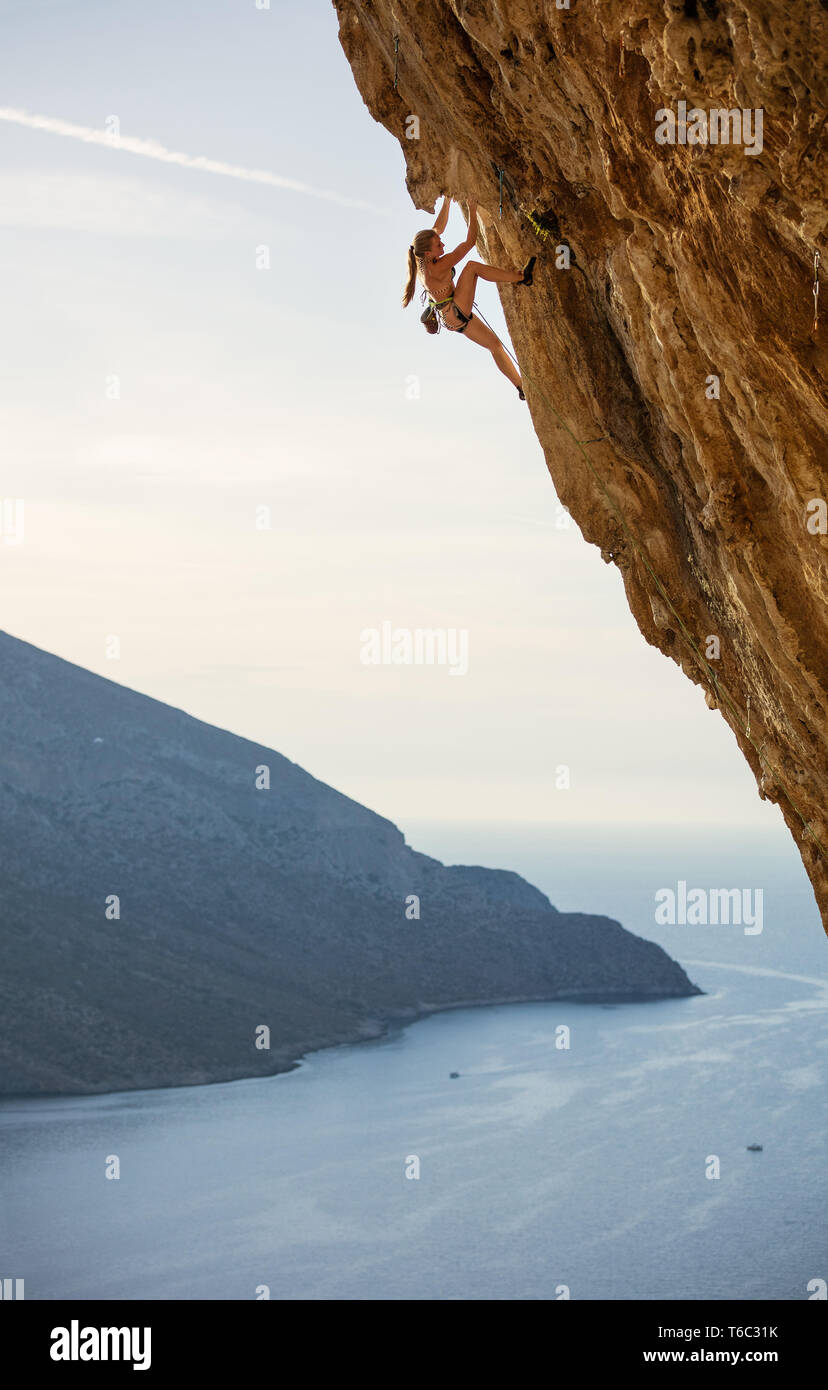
[{"x1": 0, "y1": 630, "x2": 699, "y2": 1095}]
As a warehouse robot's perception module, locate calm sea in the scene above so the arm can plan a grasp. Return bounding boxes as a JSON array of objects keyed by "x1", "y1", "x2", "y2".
[{"x1": 2, "y1": 824, "x2": 825, "y2": 1300}]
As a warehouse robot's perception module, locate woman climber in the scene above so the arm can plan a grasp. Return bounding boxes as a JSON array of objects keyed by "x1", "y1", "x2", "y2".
[{"x1": 402, "y1": 195, "x2": 535, "y2": 399}]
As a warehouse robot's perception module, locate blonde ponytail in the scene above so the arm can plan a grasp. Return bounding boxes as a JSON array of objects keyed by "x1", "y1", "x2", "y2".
[{"x1": 402, "y1": 245, "x2": 417, "y2": 307}]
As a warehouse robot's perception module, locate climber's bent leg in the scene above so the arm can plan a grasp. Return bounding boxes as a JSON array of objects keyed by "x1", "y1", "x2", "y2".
[
  {"x1": 464, "y1": 259, "x2": 524, "y2": 285},
  {"x1": 461, "y1": 316, "x2": 523, "y2": 394},
  {"x1": 454, "y1": 259, "x2": 523, "y2": 316}
]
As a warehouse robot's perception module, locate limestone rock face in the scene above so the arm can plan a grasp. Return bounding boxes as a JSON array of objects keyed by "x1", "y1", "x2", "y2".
[{"x1": 334, "y1": 0, "x2": 828, "y2": 931}]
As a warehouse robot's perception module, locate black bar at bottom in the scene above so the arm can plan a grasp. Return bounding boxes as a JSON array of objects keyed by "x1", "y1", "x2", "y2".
[{"x1": 5, "y1": 1299, "x2": 823, "y2": 1376}]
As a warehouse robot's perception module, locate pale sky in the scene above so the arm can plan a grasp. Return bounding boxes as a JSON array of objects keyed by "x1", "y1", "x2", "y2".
[{"x1": 0, "y1": 0, "x2": 786, "y2": 837}]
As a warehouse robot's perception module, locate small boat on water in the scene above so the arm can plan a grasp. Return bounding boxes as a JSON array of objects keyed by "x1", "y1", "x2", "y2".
[
  {"x1": 449, "y1": 1072, "x2": 460, "y2": 1079},
  {"x1": 747, "y1": 1144, "x2": 763, "y2": 1152}
]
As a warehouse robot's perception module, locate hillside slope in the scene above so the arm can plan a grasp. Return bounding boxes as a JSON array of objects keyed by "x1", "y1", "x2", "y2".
[{"x1": 0, "y1": 631, "x2": 698, "y2": 1095}]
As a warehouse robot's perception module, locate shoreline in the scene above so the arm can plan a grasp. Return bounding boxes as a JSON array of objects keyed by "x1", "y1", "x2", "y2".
[{"x1": 0, "y1": 982, "x2": 704, "y2": 1105}]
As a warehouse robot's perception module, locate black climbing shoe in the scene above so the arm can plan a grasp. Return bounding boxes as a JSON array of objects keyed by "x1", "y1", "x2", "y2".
[
  {"x1": 518, "y1": 388, "x2": 525, "y2": 401},
  {"x1": 520, "y1": 256, "x2": 537, "y2": 286}
]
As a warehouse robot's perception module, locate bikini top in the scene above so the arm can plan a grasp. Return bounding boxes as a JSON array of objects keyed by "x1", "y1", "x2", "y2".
[{"x1": 424, "y1": 263, "x2": 455, "y2": 308}]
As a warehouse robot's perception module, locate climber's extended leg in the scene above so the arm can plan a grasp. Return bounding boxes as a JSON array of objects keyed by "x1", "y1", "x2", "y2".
[
  {"x1": 461, "y1": 315, "x2": 523, "y2": 395},
  {"x1": 453, "y1": 259, "x2": 524, "y2": 317}
]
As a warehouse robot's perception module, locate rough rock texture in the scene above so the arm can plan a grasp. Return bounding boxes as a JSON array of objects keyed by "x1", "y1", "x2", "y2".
[
  {"x1": 334, "y1": 0, "x2": 828, "y2": 931},
  {"x1": 0, "y1": 631, "x2": 699, "y2": 1097}
]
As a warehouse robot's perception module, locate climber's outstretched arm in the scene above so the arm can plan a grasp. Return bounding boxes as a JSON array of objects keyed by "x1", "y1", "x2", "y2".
[
  {"x1": 432, "y1": 195, "x2": 450, "y2": 235},
  {"x1": 432, "y1": 200, "x2": 478, "y2": 273}
]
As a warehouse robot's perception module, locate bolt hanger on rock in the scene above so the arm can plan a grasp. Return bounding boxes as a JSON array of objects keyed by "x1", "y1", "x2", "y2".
[{"x1": 492, "y1": 165, "x2": 520, "y2": 219}]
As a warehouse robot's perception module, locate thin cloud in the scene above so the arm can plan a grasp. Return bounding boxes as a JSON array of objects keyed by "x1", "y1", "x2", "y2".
[{"x1": 0, "y1": 107, "x2": 386, "y2": 214}]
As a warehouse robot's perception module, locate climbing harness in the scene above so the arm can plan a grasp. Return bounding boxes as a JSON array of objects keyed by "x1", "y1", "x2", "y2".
[
  {"x1": 426, "y1": 291, "x2": 473, "y2": 333},
  {"x1": 423, "y1": 267, "x2": 474, "y2": 334}
]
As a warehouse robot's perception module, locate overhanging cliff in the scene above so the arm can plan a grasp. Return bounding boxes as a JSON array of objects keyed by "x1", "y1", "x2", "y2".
[{"x1": 334, "y1": 0, "x2": 828, "y2": 931}]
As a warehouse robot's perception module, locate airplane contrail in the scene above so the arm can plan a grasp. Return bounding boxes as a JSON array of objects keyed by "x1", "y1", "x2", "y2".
[{"x1": 0, "y1": 107, "x2": 386, "y2": 214}]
